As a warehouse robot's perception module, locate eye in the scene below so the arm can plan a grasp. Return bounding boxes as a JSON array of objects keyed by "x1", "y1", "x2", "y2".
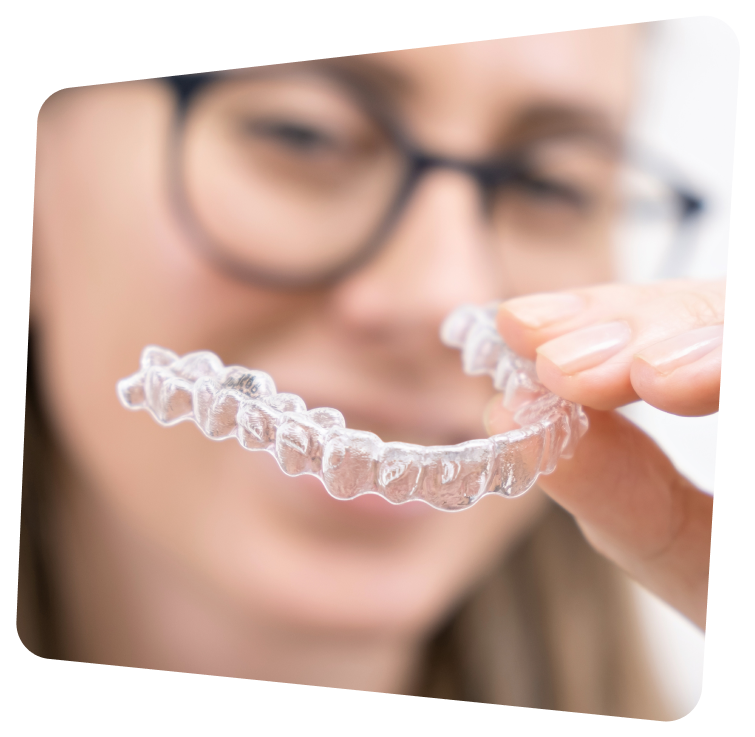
[
  {"x1": 242, "y1": 118, "x2": 341, "y2": 154},
  {"x1": 510, "y1": 171, "x2": 593, "y2": 211}
]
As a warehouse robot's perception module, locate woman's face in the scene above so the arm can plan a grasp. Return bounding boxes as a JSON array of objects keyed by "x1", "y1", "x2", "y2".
[{"x1": 31, "y1": 29, "x2": 637, "y2": 642}]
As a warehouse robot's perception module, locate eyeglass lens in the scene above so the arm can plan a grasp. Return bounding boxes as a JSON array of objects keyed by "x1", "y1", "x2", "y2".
[{"x1": 174, "y1": 70, "x2": 687, "y2": 285}]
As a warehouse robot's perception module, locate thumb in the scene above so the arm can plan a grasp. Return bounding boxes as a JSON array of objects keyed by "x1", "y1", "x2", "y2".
[{"x1": 486, "y1": 402, "x2": 712, "y2": 629}]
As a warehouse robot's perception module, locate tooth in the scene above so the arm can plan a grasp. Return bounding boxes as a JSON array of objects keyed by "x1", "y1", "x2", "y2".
[
  {"x1": 462, "y1": 323, "x2": 504, "y2": 376},
  {"x1": 172, "y1": 351, "x2": 224, "y2": 381},
  {"x1": 265, "y1": 393, "x2": 306, "y2": 414},
  {"x1": 218, "y1": 366, "x2": 276, "y2": 399},
  {"x1": 144, "y1": 366, "x2": 173, "y2": 416},
  {"x1": 513, "y1": 392, "x2": 562, "y2": 425},
  {"x1": 192, "y1": 377, "x2": 220, "y2": 435},
  {"x1": 492, "y1": 352, "x2": 516, "y2": 392},
  {"x1": 156, "y1": 376, "x2": 194, "y2": 425},
  {"x1": 377, "y1": 443, "x2": 424, "y2": 503},
  {"x1": 553, "y1": 407, "x2": 574, "y2": 459},
  {"x1": 561, "y1": 405, "x2": 588, "y2": 459},
  {"x1": 139, "y1": 346, "x2": 179, "y2": 371},
  {"x1": 117, "y1": 371, "x2": 146, "y2": 409},
  {"x1": 442, "y1": 460, "x2": 459, "y2": 484},
  {"x1": 307, "y1": 407, "x2": 346, "y2": 429},
  {"x1": 486, "y1": 428, "x2": 544, "y2": 498},
  {"x1": 237, "y1": 399, "x2": 280, "y2": 450},
  {"x1": 503, "y1": 366, "x2": 544, "y2": 412},
  {"x1": 440, "y1": 304, "x2": 478, "y2": 348},
  {"x1": 206, "y1": 389, "x2": 245, "y2": 439},
  {"x1": 538, "y1": 420, "x2": 562, "y2": 475},
  {"x1": 120, "y1": 302, "x2": 590, "y2": 512},
  {"x1": 418, "y1": 439, "x2": 493, "y2": 510},
  {"x1": 275, "y1": 412, "x2": 325, "y2": 476},
  {"x1": 322, "y1": 428, "x2": 380, "y2": 499}
]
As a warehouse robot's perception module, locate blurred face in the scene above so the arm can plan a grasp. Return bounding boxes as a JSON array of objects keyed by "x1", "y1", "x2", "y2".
[{"x1": 31, "y1": 29, "x2": 638, "y2": 642}]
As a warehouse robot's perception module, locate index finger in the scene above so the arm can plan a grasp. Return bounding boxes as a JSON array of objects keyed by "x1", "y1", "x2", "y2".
[{"x1": 496, "y1": 280, "x2": 725, "y2": 415}]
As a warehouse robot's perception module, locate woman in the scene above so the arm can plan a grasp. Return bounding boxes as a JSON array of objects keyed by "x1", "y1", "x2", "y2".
[{"x1": 19, "y1": 25, "x2": 720, "y2": 719}]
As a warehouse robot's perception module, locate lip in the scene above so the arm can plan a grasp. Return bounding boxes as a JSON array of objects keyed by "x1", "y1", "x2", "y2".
[
  {"x1": 283, "y1": 379, "x2": 490, "y2": 448},
  {"x1": 273, "y1": 469, "x2": 441, "y2": 522},
  {"x1": 263, "y1": 392, "x2": 488, "y2": 521},
  {"x1": 342, "y1": 401, "x2": 481, "y2": 445},
  {"x1": 249, "y1": 344, "x2": 491, "y2": 447},
  {"x1": 322, "y1": 487, "x2": 440, "y2": 519},
  {"x1": 126, "y1": 342, "x2": 497, "y2": 517}
]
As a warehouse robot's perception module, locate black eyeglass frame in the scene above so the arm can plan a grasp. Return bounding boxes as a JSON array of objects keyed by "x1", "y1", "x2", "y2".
[{"x1": 163, "y1": 69, "x2": 706, "y2": 290}]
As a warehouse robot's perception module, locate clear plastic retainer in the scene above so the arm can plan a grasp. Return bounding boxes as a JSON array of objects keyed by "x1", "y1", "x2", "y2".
[{"x1": 116, "y1": 303, "x2": 588, "y2": 511}]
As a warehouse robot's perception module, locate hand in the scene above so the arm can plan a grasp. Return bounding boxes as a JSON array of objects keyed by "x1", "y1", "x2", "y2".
[{"x1": 486, "y1": 280, "x2": 724, "y2": 630}]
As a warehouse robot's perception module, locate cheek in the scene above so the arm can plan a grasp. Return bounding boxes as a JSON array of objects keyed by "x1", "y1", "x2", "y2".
[
  {"x1": 32, "y1": 83, "x2": 297, "y2": 480},
  {"x1": 497, "y1": 242, "x2": 615, "y2": 297},
  {"x1": 31, "y1": 82, "x2": 548, "y2": 636},
  {"x1": 28, "y1": 84, "x2": 301, "y2": 572}
]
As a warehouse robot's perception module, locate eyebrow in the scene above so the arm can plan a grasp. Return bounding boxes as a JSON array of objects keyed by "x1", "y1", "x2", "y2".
[
  {"x1": 310, "y1": 61, "x2": 623, "y2": 154},
  {"x1": 501, "y1": 104, "x2": 623, "y2": 150},
  {"x1": 306, "y1": 55, "x2": 414, "y2": 106},
  {"x1": 241, "y1": 59, "x2": 624, "y2": 155}
]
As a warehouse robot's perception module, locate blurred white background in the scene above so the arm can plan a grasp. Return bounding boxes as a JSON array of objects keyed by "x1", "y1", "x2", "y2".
[{"x1": 619, "y1": 15, "x2": 737, "y2": 718}]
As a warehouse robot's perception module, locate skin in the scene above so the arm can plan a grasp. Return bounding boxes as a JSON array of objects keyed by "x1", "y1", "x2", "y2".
[
  {"x1": 488, "y1": 281, "x2": 722, "y2": 629},
  {"x1": 28, "y1": 27, "x2": 717, "y2": 693}
]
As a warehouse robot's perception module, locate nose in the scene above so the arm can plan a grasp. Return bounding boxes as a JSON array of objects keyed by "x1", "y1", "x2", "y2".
[{"x1": 327, "y1": 168, "x2": 505, "y2": 351}]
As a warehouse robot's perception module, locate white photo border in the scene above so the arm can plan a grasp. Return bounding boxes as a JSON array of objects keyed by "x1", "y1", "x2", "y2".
[{"x1": 7, "y1": 1, "x2": 755, "y2": 735}]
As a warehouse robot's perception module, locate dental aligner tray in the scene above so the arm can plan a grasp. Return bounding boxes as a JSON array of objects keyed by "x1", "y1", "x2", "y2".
[{"x1": 117, "y1": 304, "x2": 588, "y2": 511}]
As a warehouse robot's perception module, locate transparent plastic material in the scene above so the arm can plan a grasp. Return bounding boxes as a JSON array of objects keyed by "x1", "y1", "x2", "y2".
[{"x1": 117, "y1": 304, "x2": 588, "y2": 511}]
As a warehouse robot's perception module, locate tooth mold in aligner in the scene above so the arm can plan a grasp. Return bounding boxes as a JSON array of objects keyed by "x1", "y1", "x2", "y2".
[{"x1": 116, "y1": 304, "x2": 588, "y2": 511}]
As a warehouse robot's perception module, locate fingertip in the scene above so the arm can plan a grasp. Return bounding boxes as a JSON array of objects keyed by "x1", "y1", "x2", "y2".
[
  {"x1": 535, "y1": 353, "x2": 638, "y2": 410},
  {"x1": 498, "y1": 292, "x2": 586, "y2": 330},
  {"x1": 495, "y1": 305, "x2": 539, "y2": 360},
  {"x1": 630, "y1": 348, "x2": 721, "y2": 416},
  {"x1": 496, "y1": 292, "x2": 587, "y2": 360},
  {"x1": 635, "y1": 325, "x2": 723, "y2": 375}
]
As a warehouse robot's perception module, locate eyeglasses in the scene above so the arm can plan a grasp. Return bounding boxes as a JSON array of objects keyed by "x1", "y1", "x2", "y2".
[{"x1": 164, "y1": 66, "x2": 705, "y2": 290}]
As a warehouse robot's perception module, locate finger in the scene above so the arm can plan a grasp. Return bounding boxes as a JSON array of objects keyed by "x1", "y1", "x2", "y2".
[
  {"x1": 631, "y1": 328, "x2": 722, "y2": 415},
  {"x1": 533, "y1": 324, "x2": 723, "y2": 414},
  {"x1": 496, "y1": 281, "x2": 725, "y2": 413},
  {"x1": 486, "y1": 404, "x2": 712, "y2": 629}
]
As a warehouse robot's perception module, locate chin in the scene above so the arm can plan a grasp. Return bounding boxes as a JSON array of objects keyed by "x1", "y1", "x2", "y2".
[{"x1": 203, "y1": 461, "x2": 471, "y2": 637}]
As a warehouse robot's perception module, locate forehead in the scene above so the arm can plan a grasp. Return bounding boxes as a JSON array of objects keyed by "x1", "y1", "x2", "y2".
[{"x1": 320, "y1": 27, "x2": 640, "y2": 152}]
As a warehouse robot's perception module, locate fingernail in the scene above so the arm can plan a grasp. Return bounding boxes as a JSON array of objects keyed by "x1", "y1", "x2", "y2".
[
  {"x1": 636, "y1": 325, "x2": 724, "y2": 375},
  {"x1": 500, "y1": 292, "x2": 585, "y2": 329},
  {"x1": 537, "y1": 321, "x2": 632, "y2": 374}
]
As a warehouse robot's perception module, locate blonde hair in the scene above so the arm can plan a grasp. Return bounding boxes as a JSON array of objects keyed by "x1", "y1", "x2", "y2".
[
  {"x1": 419, "y1": 502, "x2": 670, "y2": 719},
  {"x1": 18, "y1": 342, "x2": 670, "y2": 720}
]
